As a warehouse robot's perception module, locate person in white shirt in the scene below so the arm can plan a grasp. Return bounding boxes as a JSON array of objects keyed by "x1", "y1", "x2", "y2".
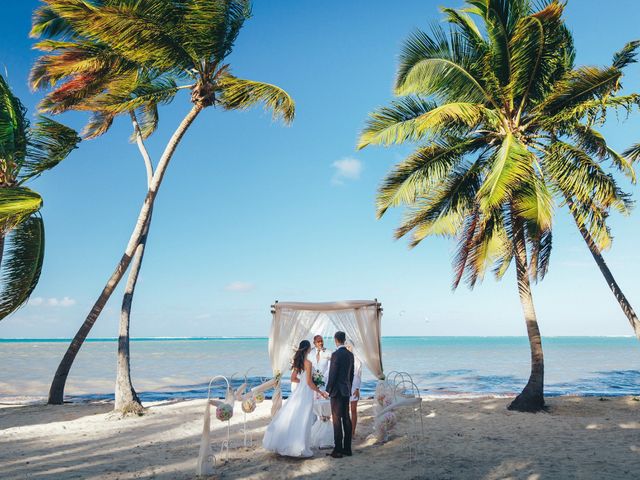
[
  {"x1": 345, "y1": 340, "x2": 362, "y2": 437},
  {"x1": 309, "y1": 335, "x2": 332, "y2": 386}
]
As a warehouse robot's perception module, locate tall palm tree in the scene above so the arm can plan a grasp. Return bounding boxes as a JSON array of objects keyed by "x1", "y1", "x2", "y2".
[
  {"x1": 30, "y1": 0, "x2": 295, "y2": 406},
  {"x1": 0, "y1": 73, "x2": 80, "y2": 320},
  {"x1": 359, "y1": 0, "x2": 638, "y2": 412},
  {"x1": 32, "y1": 7, "x2": 177, "y2": 412}
]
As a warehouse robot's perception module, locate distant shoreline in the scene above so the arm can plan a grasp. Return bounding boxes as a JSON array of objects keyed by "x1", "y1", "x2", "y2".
[{"x1": 0, "y1": 335, "x2": 635, "y2": 342}]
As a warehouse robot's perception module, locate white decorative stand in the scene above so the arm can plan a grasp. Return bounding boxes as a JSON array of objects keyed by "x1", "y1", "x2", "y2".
[
  {"x1": 388, "y1": 371, "x2": 425, "y2": 463},
  {"x1": 209, "y1": 376, "x2": 234, "y2": 464}
]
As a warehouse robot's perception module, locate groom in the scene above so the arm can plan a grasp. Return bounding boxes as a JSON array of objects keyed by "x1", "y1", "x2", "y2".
[{"x1": 325, "y1": 331, "x2": 354, "y2": 458}]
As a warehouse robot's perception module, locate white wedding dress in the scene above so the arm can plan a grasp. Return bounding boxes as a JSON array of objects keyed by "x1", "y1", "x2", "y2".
[{"x1": 263, "y1": 367, "x2": 315, "y2": 457}]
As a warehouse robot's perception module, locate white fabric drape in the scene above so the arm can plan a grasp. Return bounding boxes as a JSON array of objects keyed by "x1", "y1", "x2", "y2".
[
  {"x1": 330, "y1": 305, "x2": 384, "y2": 380},
  {"x1": 269, "y1": 300, "x2": 384, "y2": 416},
  {"x1": 195, "y1": 401, "x2": 215, "y2": 476},
  {"x1": 269, "y1": 309, "x2": 321, "y2": 374}
]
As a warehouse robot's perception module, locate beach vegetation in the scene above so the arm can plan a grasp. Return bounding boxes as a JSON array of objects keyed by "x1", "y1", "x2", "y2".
[
  {"x1": 359, "y1": 0, "x2": 639, "y2": 412},
  {"x1": 0, "y1": 73, "x2": 79, "y2": 321},
  {"x1": 30, "y1": 0, "x2": 295, "y2": 408}
]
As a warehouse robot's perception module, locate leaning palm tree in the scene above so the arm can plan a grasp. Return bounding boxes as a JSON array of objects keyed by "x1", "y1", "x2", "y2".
[
  {"x1": 32, "y1": 7, "x2": 177, "y2": 412},
  {"x1": 359, "y1": 0, "x2": 638, "y2": 411},
  {"x1": 30, "y1": 0, "x2": 295, "y2": 406},
  {"x1": 0, "y1": 73, "x2": 80, "y2": 320}
]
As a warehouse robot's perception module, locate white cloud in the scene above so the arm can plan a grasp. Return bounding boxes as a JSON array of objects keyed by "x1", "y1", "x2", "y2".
[
  {"x1": 28, "y1": 296, "x2": 76, "y2": 307},
  {"x1": 331, "y1": 157, "x2": 362, "y2": 185},
  {"x1": 224, "y1": 281, "x2": 255, "y2": 293}
]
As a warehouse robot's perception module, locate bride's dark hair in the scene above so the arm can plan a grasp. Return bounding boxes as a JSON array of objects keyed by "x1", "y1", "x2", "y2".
[{"x1": 291, "y1": 340, "x2": 311, "y2": 373}]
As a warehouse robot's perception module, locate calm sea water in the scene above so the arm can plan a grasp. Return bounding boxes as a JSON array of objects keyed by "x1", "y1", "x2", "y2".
[{"x1": 1, "y1": 337, "x2": 639, "y2": 403}]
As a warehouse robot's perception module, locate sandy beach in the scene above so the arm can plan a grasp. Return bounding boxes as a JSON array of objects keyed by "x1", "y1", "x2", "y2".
[{"x1": 1, "y1": 396, "x2": 639, "y2": 479}]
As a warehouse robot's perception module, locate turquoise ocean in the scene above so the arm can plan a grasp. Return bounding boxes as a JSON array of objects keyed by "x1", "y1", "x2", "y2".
[{"x1": 1, "y1": 337, "x2": 639, "y2": 403}]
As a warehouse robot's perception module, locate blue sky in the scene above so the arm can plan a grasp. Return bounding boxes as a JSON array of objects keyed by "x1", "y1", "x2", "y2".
[{"x1": 1, "y1": 0, "x2": 639, "y2": 338}]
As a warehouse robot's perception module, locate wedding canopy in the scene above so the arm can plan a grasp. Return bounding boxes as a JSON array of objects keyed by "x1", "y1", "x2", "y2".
[{"x1": 268, "y1": 299, "x2": 384, "y2": 415}]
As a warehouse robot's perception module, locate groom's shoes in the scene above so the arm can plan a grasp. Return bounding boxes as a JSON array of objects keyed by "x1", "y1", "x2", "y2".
[
  {"x1": 327, "y1": 450, "x2": 343, "y2": 458},
  {"x1": 342, "y1": 450, "x2": 353, "y2": 457}
]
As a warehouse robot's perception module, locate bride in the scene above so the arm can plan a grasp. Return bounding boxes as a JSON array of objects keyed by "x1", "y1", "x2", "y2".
[{"x1": 263, "y1": 340, "x2": 328, "y2": 457}]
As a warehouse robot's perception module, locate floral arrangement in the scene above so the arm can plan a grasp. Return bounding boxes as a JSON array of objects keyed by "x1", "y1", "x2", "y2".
[
  {"x1": 241, "y1": 397, "x2": 256, "y2": 414},
  {"x1": 254, "y1": 391, "x2": 265, "y2": 403},
  {"x1": 216, "y1": 402, "x2": 233, "y2": 422},
  {"x1": 312, "y1": 369, "x2": 325, "y2": 388}
]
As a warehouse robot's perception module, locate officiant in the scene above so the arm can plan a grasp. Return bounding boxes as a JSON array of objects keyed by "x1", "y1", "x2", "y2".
[{"x1": 309, "y1": 335, "x2": 332, "y2": 385}]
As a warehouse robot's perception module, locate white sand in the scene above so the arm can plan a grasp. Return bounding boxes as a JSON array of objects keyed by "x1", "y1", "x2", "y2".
[{"x1": 1, "y1": 396, "x2": 639, "y2": 479}]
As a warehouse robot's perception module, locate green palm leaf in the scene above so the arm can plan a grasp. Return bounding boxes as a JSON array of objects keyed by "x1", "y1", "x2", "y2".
[
  {"x1": 545, "y1": 142, "x2": 628, "y2": 213},
  {"x1": 395, "y1": 26, "x2": 493, "y2": 105},
  {"x1": 359, "y1": 98, "x2": 496, "y2": 149},
  {"x1": 218, "y1": 75, "x2": 295, "y2": 124},
  {"x1": 20, "y1": 116, "x2": 80, "y2": 182},
  {"x1": 45, "y1": 0, "x2": 194, "y2": 73},
  {"x1": 0, "y1": 215, "x2": 45, "y2": 320},
  {"x1": 477, "y1": 133, "x2": 531, "y2": 212},
  {"x1": 537, "y1": 66, "x2": 623, "y2": 115},
  {"x1": 376, "y1": 138, "x2": 485, "y2": 217},
  {"x1": 0, "y1": 187, "x2": 43, "y2": 229},
  {"x1": 0, "y1": 75, "x2": 29, "y2": 173},
  {"x1": 183, "y1": 0, "x2": 250, "y2": 65},
  {"x1": 512, "y1": 173, "x2": 554, "y2": 230},
  {"x1": 611, "y1": 40, "x2": 640, "y2": 69},
  {"x1": 358, "y1": 97, "x2": 438, "y2": 149}
]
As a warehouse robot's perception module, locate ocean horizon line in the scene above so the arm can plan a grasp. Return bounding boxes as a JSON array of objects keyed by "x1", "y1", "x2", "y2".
[{"x1": 0, "y1": 334, "x2": 635, "y2": 342}]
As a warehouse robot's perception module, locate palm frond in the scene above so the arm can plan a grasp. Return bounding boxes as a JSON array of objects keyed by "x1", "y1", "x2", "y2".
[
  {"x1": 131, "y1": 102, "x2": 159, "y2": 141},
  {"x1": 182, "y1": 0, "x2": 251, "y2": 66},
  {"x1": 512, "y1": 172, "x2": 554, "y2": 230},
  {"x1": 395, "y1": 25, "x2": 494, "y2": 105},
  {"x1": 395, "y1": 158, "x2": 484, "y2": 242},
  {"x1": 19, "y1": 116, "x2": 80, "y2": 182},
  {"x1": 218, "y1": 75, "x2": 295, "y2": 124},
  {"x1": 31, "y1": 3, "x2": 76, "y2": 39},
  {"x1": 508, "y1": 2, "x2": 566, "y2": 109},
  {"x1": 623, "y1": 142, "x2": 640, "y2": 162},
  {"x1": 359, "y1": 99, "x2": 493, "y2": 149},
  {"x1": 528, "y1": 226, "x2": 552, "y2": 281},
  {"x1": 543, "y1": 93, "x2": 640, "y2": 127},
  {"x1": 81, "y1": 73, "x2": 179, "y2": 114},
  {"x1": 545, "y1": 142, "x2": 628, "y2": 213},
  {"x1": 537, "y1": 66, "x2": 623, "y2": 115},
  {"x1": 611, "y1": 40, "x2": 640, "y2": 69},
  {"x1": 477, "y1": 133, "x2": 532, "y2": 213},
  {"x1": 376, "y1": 138, "x2": 485, "y2": 217},
  {"x1": 0, "y1": 187, "x2": 43, "y2": 230},
  {"x1": 83, "y1": 111, "x2": 116, "y2": 140},
  {"x1": 605, "y1": 147, "x2": 636, "y2": 183},
  {"x1": 43, "y1": 0, "x2": 195, "y2": 73},
  {"x1": 0, "y1": 215, "x2": 45, "y2": 320},
  {"x1": 440, "y1": 7, "x2": 486, "y2": 49},
  {"x1": 358, "y1": 97, "x2": 438, "y2": 149},
  {"x1": 0, "y1": 74, "x2": 29, "y2": 179}
]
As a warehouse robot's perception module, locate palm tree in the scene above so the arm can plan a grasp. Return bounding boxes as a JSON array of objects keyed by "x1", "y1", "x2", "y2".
[
  {"x1": 30, "y1": 0, "x2": 295, "y2": 406},
  {"x1": 31, "y1": 8, "x2": 176, "y2": 412},
  {"x1": 359, "y1": 0, "x2": 638, "y2": 412},
  {"x1": 0, "y1": 73, "x2": 80, "y2": 320}
]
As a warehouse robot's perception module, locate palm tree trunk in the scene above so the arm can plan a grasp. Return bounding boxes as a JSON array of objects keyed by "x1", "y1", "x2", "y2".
[
  {"x1": 48, "y1": 104, "x2": 203, "y2": 405},
  {"x1": 508, "y1": 213, "x2": 545, "y2": 412},
  {"x1": 567, "y1": 200, "x2": 640, "y2": 339},
  {"x1": 114, "y1": 209, "x2": 151, "y2": 413},
  {"x1": 114, "y1": 113, "x2": 155, "y2": 414}
]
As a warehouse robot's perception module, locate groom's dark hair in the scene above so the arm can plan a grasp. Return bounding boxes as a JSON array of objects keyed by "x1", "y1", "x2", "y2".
[{"x1": 334, "y1": 331, "x2": 346, "y2": 343}]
